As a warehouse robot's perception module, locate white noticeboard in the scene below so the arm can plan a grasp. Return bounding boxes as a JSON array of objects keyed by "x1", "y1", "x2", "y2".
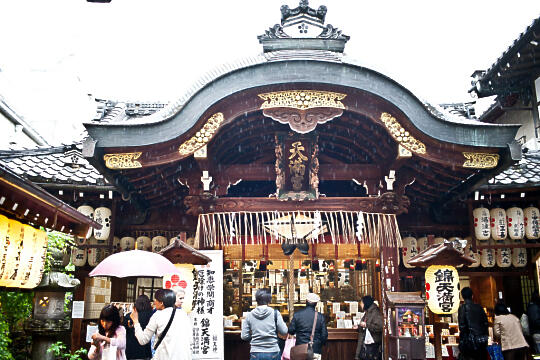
[
  {"x1": 72, "y1": 301, "x2": 84, "y2": 319},
  {"x1": 191, "y1": 250, "x2": 224, "y2": 360}
]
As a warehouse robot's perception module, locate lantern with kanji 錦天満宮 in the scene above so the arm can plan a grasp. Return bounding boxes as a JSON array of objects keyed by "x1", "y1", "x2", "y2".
[{"x1": 425, "y1": 265, "x2": 460, "y2": 314}]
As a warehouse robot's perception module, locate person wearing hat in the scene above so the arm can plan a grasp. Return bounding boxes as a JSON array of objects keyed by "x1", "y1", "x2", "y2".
[
  {"x1": 354, "y1": 295, "x2": 383, "y2": 360},
  {"x1": 288, "y1": 293, "x2": 328, "y2": 360}
]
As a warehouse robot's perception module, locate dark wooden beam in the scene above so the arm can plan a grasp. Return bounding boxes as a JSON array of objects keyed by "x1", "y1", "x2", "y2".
[{"x1": 213, "y1": 164, "x2": 383, "y2": 183}]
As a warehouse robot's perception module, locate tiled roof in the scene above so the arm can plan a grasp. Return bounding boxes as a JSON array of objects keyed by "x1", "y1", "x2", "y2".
[
  {"x1": 93, "y1": 99, "x2": 169, "y2": 123},
  {"x1": 486, "y1": 150, "x2": 540, "y2": 188},
  {"x1": 89, "y1": 54, "x2": 488, "y2": 128},
  {"x1": 0, "y1": 144, "x2": 106, "y2": 186}
]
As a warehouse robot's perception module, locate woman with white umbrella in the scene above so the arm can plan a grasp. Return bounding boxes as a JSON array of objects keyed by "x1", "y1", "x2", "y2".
[{"x1": 130, "y1": 289, "x2": 192, "y2": 360}]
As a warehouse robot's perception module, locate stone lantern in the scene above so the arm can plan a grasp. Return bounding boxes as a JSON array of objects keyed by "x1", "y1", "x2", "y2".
[{"x1": 25, "y1": 247, "x2": 80, "y2": 360}]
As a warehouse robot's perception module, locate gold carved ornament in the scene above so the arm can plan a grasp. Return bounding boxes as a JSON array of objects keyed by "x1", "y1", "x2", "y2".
[
  {"x1": 103, "y1": 152, "x2": 142, "y2": 169},
  {"x1": 380, "y1": 113, "x2": 426, "y2": 154},
  {"x1": 178, "y1": 112, "x2": 224, "y2": 156},
  {"x1": 462, "y1": 152, "x2": 499, "y2": 169},
  {"x1": 259, "y1": 90, "x2": 346, "y2": 110}
]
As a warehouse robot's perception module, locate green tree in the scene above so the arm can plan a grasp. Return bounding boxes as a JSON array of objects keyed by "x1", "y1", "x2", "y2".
[{"x1": 0, "y1": 230, "x2": 77, "y2": 359}]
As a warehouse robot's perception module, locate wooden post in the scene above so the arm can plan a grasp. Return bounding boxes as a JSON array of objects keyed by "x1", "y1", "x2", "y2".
[
  {"x1": 71, "y1": 270, "x2": 88, "y2": 353},
  {"x1": 433, "y1": 313, "x2": 443, "y2": 360},
  {"x1": 468, "y1": 200, "x2": 478, "y2": 252}
]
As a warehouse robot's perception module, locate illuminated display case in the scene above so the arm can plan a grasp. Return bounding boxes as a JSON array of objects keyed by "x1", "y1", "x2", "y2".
[{"x1": 387, "y1": 292, "x2": 426, "y2": 360}]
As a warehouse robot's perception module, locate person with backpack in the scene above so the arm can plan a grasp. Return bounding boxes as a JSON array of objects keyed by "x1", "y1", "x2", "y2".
[
  {"x1": 527, "y1": 293, "x2": 540, "y2": 353},
  {"x1": 458, "y1": 287, "x2": 489, "y2": 360},
  {"x1": 130, "y1": 289, "x2": 192, "y2": 360},
  {"x1": 493, "y1": 301, "x2": 528, "y2": 360},
  {"x1": 241, "y1": 288, "x2": 288, "y2": 360}
]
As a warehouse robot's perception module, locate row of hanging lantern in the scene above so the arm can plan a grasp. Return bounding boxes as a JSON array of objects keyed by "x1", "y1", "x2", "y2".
[
  {"x1": 400, "y1": 235, "x2": 527, "y2": 269},
  {"x1": 473, "y1": 206, "x2": 540, "y2": 241},
  {"x1": 71, "y1": 235, "x2": 175, "y2": 267}
]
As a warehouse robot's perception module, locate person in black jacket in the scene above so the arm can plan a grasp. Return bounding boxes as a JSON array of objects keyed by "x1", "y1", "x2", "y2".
[
  {"x1": 123, "y1": 295, "x2": 153, "y2": 360},
  {"x1": 527, "y1": 292, "x2": 540, "y2": 353},
  {"x1": 458, "y1": 287, "x2": 489, "y2": 360},
  {"x1": 288, "y1": 293, "x2": 328, "y2": 360}
]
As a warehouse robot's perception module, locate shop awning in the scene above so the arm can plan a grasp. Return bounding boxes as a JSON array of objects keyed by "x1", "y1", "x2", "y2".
[
  {"x1": 0, "y1": 163, "x2": 100, "y2": 237},
  {"x1": 196, "y1": 210, "x2": 401, "y2": 249}
]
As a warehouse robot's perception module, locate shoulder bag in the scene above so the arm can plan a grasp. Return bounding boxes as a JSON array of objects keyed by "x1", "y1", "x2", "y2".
[
  {"x1": 274, "y1": 309, "x2": 286, "y2": 352},
  {"x1": 290, "y1": 312, "x2": 318, "y2": 360},
  {"x1": 153, "y1": 307, "x2": 176, "y2": 351}
]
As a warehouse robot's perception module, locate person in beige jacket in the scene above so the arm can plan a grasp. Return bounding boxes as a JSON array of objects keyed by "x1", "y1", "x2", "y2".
[{"x1": 493, "y1": 302, "x2": 529, "y2": 360}]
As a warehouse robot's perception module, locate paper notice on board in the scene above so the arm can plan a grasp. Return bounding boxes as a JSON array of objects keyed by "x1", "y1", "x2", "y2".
[
  {"x1": 86, "y1": 325, "x2": 98, "y2": 342},
  {"x1": 349, "y1": 301, "x2": 358, "y2": 314},
  {"x1": 332, "y1": 303, "x2": 340, "y2": 313},
  {"x1": 72, "y1": 301, "x2": 84, "y2": 319}
]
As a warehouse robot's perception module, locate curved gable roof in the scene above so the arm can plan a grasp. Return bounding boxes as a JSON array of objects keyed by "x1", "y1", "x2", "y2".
[{"x1": 85, "y1": 57, "x2": 519, "y2": 150}]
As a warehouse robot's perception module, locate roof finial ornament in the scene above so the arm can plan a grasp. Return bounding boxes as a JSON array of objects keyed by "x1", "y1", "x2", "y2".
[{"x1": 260, "y1": 1, "x2": 349, "y2": 53}]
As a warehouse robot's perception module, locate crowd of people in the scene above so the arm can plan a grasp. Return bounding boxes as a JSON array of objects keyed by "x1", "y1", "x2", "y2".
[
  {"x1": 457, "y1": 286, "x2": 539, "y2": 360},
  {"x1": 240, "y1": 288, "x2": 383, "y2": 360},
  {"x1": 85, "y1": 285, "x2": 540, "y2": 360},
  {"x1": 88, "y1": 288, "x2": 192, "y2": 360}
]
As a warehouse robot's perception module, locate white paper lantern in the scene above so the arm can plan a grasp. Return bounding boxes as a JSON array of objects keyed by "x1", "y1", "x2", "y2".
[
  {"x1": 425, "y1": 265, "x2": 460, "y2": 314},
  {"x1": 496, "y1": 240, "x2": 512, "y2": 268},
  {"x1": 112, "y1": 236, "x2": 121, "y2": 253},
  {"x1": 434, "y1": 237, "x2": 446, "y2": 245},
  {"x1": 417, "y1": 237, "x2": 429, "y2": 253},
  {"x1": 480, "y1": 240, "x2": 496, "y2": 268},
  {"x1": 449, "y1": 237, "x2": 463, "y2": 268},
  {"x1": 93, "y1": 207, "x2": 112, "y2": 241},
  {"x1": 136, "y1": 236, "x2": 152, "y2": 251},
  {"x1": 512, "y1": 239, "x2": 527, "y2": 268},
  {"x1": 490, "y1": 208, "x2": 507, "y2": 241},
  {"x1": 152, "y1": 236, "x2": 168, "y2": 253},
  {"x1": 464, "y1": 237, "x2": 480, "y2": 268},
  {"x1": 77, "y1": 205, "x2": 94, "y2": 239},
  {"x1": 473, "y1": 207, "x2": 491, "y2": 241},
  {"x1": 120, "y1": 237, "x2": 135, "y2": 251},
  {"x1": 71, "y1": 237, "x2": 87, "y2": 267},
  {"x1": 507, "y1": 207, "x2": 525, "y2": 240},
  {"x1": 525, "y1": 206, "x2": 540, "y2": 240},
  {"x1": 96, "y1": 247, "x2": 107, "y2": 264},
  {"x1": 87, "y1": 237, "x2": 99, "y2": 267},
  {"x1": 401, "y1": 237, "x2": 418, "y2": 268}
]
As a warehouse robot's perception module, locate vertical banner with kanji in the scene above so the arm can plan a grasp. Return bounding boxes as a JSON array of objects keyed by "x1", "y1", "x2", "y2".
[{"x1": 191, "y1": 250, "x2": 223, "y2": 360}]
